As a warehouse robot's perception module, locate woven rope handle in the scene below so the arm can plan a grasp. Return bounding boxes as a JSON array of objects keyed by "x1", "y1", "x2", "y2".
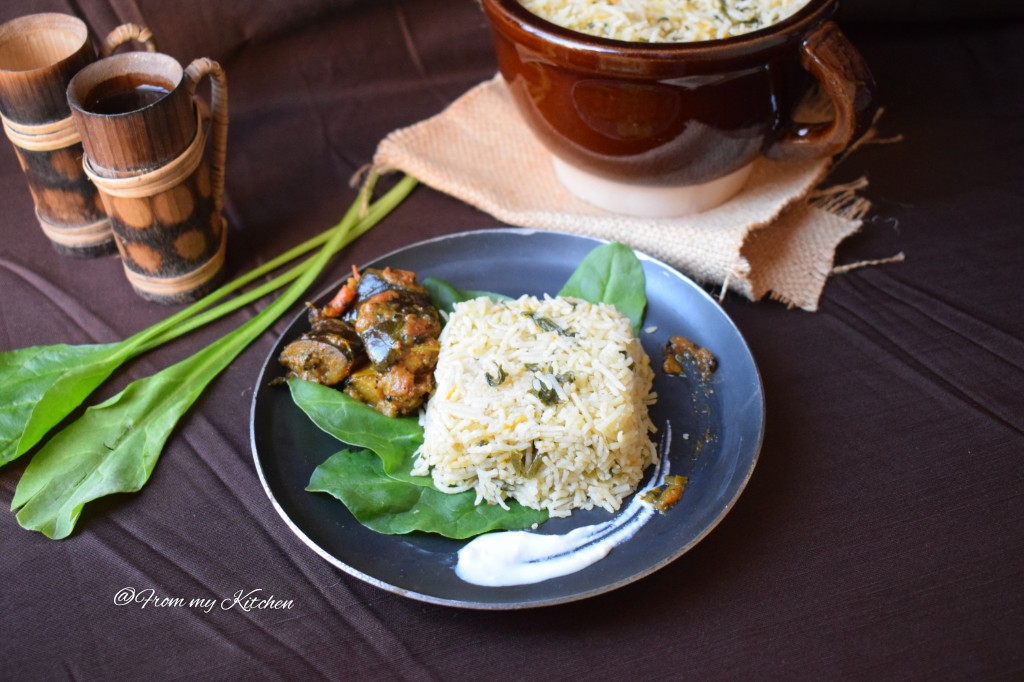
[
  {"x1": 101, "y1": 23, "x2": 157, "y2": 56},
  {"x1": 185, "y1": 58, "x2": 228, "y2": 224}
]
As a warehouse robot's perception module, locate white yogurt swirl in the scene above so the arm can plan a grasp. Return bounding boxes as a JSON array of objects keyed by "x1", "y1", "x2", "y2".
[{"x1": 455, "y1": 423, "x2": 672, "y2": 586}]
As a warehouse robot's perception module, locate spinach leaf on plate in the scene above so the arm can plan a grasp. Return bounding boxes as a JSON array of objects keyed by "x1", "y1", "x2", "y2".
[
  {"x1": 288, "y1": 377, "x2": 425, "y2": 484},
  {"x1": 559, "y1": 241, "x2": 646, "y2": 335},
  {"x1": 421, "y1": 277, "x2": 509, "y2": 315},
  {"x1": 307, "y1": 448, "x2": 547, "y2": 538}
]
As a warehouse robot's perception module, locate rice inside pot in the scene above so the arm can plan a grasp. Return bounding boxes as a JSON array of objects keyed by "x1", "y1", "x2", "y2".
[
  {"x1": 517, "y1": 0, "x2": 812, "y2": 43},
  {"x1": 413, "y1": 295, "x2": 658, "y2": 517}
]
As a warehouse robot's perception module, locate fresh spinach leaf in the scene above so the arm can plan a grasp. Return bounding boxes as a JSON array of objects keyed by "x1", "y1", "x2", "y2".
[
  {"x1": 287, "y1": 377, "x2": 426, "y2": 484},
  {"x1": 0, "y1": 343, "x2": 127, "y2": 466},
  {"x1": 558, "y1": 241, "x2": 646, "y2": 334},
  {"x1": 307, "y1": 449, "x2": 546, "y2": 538},
  {"x1": 12, "y1": 350, "x2": 236, "y2": 538},
  {"x1": 421, "y1": 277, "x2": 509, "y2": 315}
]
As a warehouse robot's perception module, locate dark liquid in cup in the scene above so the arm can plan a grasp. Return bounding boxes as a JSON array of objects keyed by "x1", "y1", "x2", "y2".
[{"x1": 84, "y1": 75, "x2": 173, "y2": 115}]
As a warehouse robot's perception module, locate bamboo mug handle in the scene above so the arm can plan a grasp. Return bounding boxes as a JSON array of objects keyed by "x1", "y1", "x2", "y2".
[
  {"x1": 184, "y1": 58, "x2": 229, "y2": 229},
  {"x1": 100, "y1": 23, "x2": 157, "y2": 56},
  {"x1": 768, "y1": 20, "x2": 876, "y2": 161}
]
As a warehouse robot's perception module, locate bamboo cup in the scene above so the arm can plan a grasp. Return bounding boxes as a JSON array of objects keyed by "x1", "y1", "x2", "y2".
[
  {"x1": 67, "y1": 51, "x2": 228, "y2": 303},
  {"x1": 0, "y1": 14, "x2": 154, "y2": 257}
]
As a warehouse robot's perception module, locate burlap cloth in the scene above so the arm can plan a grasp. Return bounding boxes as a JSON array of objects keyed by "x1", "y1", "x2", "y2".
[{"x1": 373, "y1": 74, "x2": 891, "y2": 311}]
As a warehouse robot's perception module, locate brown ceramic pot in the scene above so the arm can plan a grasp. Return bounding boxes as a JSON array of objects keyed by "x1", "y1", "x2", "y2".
[{"x1": 480, "y1": 0, "x2": 876, "y2": 215}]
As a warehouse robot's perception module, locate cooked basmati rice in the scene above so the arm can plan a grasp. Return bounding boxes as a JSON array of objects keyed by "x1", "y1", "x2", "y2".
[
  {"x1": 518, "y1": 0, "x2": 811, "y2": 43},
  {"x1": 413, "y1": 295, "x2": 658, "y2": 517}
]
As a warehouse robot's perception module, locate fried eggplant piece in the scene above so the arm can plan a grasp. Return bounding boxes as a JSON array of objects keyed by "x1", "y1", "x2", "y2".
[
  {"x1": 343, "y1": 340, "x2": 440, "y2": 418},
  {"x1": 278, "y1": 312, "x2": 364, "y2": 386},
  {"x1": 349, "y1": 267, "x2": 422, "y2": 309},
  {"x1": 355, "y1": 289, "x2": 440, "y2": 367}
]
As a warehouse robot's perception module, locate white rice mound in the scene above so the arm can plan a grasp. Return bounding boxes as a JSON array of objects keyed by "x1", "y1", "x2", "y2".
[
  {"x1": 518, "y1": 0, "x2": 811, "y2": 43},
  {"x1": 413, "y1": 295, "x2": 658, "y2": 518}
]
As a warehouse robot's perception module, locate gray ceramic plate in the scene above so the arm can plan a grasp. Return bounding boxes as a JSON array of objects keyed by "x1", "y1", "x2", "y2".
[{"x1": 250, "y1": 228, "x2": 763, "y2": 609}]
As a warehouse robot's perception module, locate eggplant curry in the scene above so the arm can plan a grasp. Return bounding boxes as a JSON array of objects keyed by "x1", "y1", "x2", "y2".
[{"x1": 279, "y1": 267, "x2": 441, "y2": 417}]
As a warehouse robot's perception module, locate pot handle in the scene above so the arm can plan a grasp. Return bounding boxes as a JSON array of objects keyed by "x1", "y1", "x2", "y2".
[{"x1": 768, "y1": 21, "x2": 876, "y2": 161}]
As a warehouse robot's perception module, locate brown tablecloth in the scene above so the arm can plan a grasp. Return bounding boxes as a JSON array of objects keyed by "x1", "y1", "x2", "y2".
[{"x1": 2, "y1": 1, "x2": 1022, "y2": 679}]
